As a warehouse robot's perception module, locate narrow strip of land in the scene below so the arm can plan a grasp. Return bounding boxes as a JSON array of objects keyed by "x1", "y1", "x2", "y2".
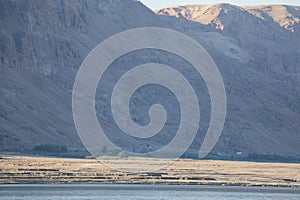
[{"x1": 0, "y1": 155, "x2": 299, "y2": 187}]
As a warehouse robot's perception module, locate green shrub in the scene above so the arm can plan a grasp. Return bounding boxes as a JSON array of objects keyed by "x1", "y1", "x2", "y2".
[
  {"x1": 247, "y1": 153, "x2": 288, "y2": 162},
  {"x1": 101, "y1": 146, "x2": 108, "y2": 154},
  {"x1": 85, "y1": 155, "x2": 95, "y2": 159},
  {"x1": 117, "y1": 151, "x2": 129, "y2": 158},
  {"x1": 33, "y1": 144, "x2": 68, "y2": 153}
]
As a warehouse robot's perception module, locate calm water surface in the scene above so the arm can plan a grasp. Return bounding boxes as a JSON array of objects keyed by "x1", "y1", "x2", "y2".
[{"x1": 0, "y1": 184, "x2": 300, "y2": 200}]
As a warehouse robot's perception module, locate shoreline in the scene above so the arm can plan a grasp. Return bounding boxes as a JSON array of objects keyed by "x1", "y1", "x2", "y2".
[
  {"x1": 1, "y1": 182, "x2": 300, "y2": 189},
  {"x1": 1, "y1": 155, "x2": 299, "y2": 187}
]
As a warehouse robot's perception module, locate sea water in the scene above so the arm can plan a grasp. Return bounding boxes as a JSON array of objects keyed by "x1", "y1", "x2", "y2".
[{"x1": 0, "y1": 184, "x2": 299, "y2": 200}]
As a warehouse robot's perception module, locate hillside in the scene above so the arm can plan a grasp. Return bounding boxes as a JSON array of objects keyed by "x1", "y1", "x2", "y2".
[
  {"x1": 157, "y1": 4, "x2": 300, "y2": 157},
  {"x1": 0, "y1": 1, "x2": 299, "y2": 159}
]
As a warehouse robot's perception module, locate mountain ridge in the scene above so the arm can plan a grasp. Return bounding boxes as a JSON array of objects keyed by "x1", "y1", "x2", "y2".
[
  {"x1": 0, "y1": 1, "x2": 299, "y2": 158},
  {"x1": 156, "y1": 4, "x2": 300, "y2": 34}
]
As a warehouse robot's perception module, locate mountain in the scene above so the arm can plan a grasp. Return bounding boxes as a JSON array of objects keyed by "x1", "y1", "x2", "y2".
[
  {"x1": 157, "y1": 4, "x2": 300, "y2": 158},
  {"x1": 0, "y1": 0, "x2": 161, "y2": 151},
  {"x1": 0, "y1": 1, "x2": 299, "y2": 159},
  {"x1": 157, "y1": 4, "x2": 300, "y2": 33}
]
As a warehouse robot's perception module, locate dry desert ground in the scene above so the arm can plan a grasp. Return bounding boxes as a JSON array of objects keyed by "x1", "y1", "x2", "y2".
[{"x1": 0, "y1": 155, "x2": 299, "y2": 187}]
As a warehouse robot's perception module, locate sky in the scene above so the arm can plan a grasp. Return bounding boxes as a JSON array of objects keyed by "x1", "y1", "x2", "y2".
[{"x1": 140, "y1": 0, "x2": 300, "y2": 10}]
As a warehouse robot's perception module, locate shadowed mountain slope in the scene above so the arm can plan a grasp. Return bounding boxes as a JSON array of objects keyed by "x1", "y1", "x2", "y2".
[{"x1": 0, "y1": 1, "x2": 299, "y2": 158}]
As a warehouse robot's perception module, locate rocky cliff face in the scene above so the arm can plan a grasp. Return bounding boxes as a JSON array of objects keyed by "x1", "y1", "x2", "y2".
[
  {"x1": 0, "y1": 0, "x2": 159, "y2": 74},
  {"x1": 246, "y1": 5, "x2": 300, "y2": 33},
  {"x1": 0, "y1": 0, "x2": 160, "y2": 150},
  {"x1": 0, "y1": 1, "x2": 299, "y2": 158}
]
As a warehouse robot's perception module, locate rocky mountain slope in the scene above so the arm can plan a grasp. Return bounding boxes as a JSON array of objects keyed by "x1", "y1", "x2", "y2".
[
  {"x1": 0, "y1": 0, "x2": 161, "y2": 151},
  {"x1": 157, "y1": 4, "x2": 300, "y2": 157},
  {"x1": 0, "y1": 1, "x2": 299, "y2": 158}
]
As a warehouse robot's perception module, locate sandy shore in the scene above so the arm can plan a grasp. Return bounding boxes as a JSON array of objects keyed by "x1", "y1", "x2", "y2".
[{"x1": 0, "y1": 155, "x2": 299, "y2": 187}]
